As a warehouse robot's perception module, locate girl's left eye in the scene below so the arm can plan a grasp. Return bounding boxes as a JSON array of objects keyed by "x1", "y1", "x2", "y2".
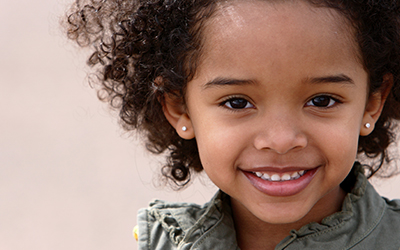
[
  {"x1": 222, "y1": 98, "x2": 254, "y2": 109},
  {"x1": 306, "y1": 95, "x2": 338, "y2": 108}
]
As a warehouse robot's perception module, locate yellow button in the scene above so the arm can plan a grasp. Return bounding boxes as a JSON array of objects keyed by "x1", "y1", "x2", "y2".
[{"x1": 133, "y1": 225, "x2": 139, "y2": 241}]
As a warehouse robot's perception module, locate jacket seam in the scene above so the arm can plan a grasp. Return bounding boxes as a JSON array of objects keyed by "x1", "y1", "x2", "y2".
[{"x1": 146, "y1": 209, "x2": 151, "y2": 250}]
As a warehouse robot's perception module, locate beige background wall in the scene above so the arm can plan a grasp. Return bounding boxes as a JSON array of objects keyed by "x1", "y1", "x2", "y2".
[{"x1": 1, "y1": 1, "x2": 399, "y2": 250}]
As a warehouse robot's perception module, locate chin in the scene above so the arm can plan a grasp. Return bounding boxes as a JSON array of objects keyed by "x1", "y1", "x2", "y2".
[
  {"x1": 253, "y1": 201, "x2": 315, "y2": 225},
  {"x1": 259, "y1": 212, "x2": 308, "y2": 225}
]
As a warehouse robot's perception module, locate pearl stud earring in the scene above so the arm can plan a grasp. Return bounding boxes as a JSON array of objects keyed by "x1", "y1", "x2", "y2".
[
  {"x1": 182, "y1": 126, "x2": 187, "y2": 132},
  {"x1": 365, "y1": 123, "x2": 371, "y2": 129}
]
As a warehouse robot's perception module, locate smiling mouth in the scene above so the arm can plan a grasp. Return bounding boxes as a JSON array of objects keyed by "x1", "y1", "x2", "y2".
[
  {"x1": 252, "y1": 170, "x2": 307, "y2": 182},
  {"x1": 244, "y1": 167, "x2": 319, "y2": 196}
]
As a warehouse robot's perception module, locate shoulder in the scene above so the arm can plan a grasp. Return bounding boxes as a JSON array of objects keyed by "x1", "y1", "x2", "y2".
[
  {"x1": 383, "y1": 196, "x2": 400, "y2": 212},
  {"x1": 355, "y1": 188, "x2": 400, "y2": 249},
  {"x1": 377, "y1": 196, "x2": 400, "y2": 233},
  {"x1": 136, "y1": 191, "x2": 238, "y2": 250}
]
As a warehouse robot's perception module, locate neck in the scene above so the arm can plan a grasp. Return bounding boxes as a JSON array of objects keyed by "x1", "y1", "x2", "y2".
[{"x1": 231, "y1": 187, "x2": 346, "y2": 250}]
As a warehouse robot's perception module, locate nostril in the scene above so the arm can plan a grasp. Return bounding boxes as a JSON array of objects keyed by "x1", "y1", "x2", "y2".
[{"x1": 253, "y1": 129, "x2": 307, "y2": 154}]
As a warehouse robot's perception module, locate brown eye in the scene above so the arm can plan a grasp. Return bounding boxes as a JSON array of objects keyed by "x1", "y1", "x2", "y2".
[
  {"x1": 224, "y1": 98, "x2": 254, "y2": 109},
  {"x1": 307, "y1": 95, "x2": 336, "y2": 108}
]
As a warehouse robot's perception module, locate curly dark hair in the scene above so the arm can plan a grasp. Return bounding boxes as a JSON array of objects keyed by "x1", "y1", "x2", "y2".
[{"x1": 64, "y1": 0, "x2": 400, "y2": 187}]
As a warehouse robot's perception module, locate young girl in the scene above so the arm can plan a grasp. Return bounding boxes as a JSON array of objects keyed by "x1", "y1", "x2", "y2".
[{"x1": 65, "y1": 0, "x2": 400, "y2": 249}]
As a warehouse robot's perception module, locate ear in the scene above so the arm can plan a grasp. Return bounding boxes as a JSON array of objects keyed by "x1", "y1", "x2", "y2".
[
  {"x1": 360, "y1": 74, "x2": 393, "y2": 136},
  {"x1": 162, "y1": 93, "x2": 195, "y2": 140}
]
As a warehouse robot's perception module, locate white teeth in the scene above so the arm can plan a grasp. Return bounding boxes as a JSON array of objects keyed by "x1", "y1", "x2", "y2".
[
  {"x1": 291, "y1": 172, "x2": 300, "y2": 179},
  {"x1": 261, "y1": 173, "x2": 270, "y2": 180},
  {"x1": 253, "y1": 170, "x2": 307, "y2": 182},
  {"x1": 271, "y1": 174, "x2": 281, "y2": 181}
]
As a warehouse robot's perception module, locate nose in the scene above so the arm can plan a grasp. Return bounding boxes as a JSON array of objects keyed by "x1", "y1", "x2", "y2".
[{"x1": 253, "y1": 114, "x2": 308, "y2": 154}]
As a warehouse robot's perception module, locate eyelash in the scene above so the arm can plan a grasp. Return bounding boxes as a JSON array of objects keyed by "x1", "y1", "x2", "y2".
[
  {"x1": 219, "y1": 94, "x2": 341, "y2": 111},
  {"x1": 305, "y1": 95, "x2": 342, "y2": 109},
  {"x1": 220, "y1": 96, "x2": 254, "y2": 110}
]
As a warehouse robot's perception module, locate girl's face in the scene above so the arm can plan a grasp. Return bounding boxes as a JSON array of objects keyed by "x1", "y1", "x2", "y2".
[{"x1": 167, "y1": 0, "x2": 383, "y2": 225}]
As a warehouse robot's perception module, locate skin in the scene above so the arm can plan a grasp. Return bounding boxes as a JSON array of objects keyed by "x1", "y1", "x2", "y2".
[{"x1": 163, "y1": 0, "x2": 388, "y2": 249}]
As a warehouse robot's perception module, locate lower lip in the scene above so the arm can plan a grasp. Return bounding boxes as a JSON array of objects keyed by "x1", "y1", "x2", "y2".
[{"x1": 243, "y1": 168, "x2": 319, "y2": 197}]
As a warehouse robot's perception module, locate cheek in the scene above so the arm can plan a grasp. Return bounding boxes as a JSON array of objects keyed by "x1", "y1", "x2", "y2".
[
  {"x1": 322, "y1": 122, "x2": 360, "y2": 176},
  {"x1": 318, "y1": 111, "x2": 362, "y2": 148},
  {"x1": 195, "y1": 121, "x2": 247, "y2": 175}
]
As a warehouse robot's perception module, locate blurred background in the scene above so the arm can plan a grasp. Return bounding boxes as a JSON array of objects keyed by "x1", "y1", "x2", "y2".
[{"x1": 0, "y1": 1, "x2": 399, "y2": 250}]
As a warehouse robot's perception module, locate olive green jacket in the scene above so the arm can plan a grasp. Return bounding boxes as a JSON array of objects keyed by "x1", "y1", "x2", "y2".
[{"x1": 137, "y1": 164, "x2": 400, "y2": 249}]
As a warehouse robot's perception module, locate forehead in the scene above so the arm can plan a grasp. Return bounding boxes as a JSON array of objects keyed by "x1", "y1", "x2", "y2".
[
  {"x1": 195, "y1": 0, "x2": 360, "y2": 76},
  {"x1": 207, "y1": 0, "x2": 354, "y2": 39}
]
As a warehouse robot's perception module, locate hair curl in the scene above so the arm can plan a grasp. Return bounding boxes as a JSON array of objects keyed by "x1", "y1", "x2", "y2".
[{"x1": 64, "y1": 0, "x2": 400, "y2": 187}]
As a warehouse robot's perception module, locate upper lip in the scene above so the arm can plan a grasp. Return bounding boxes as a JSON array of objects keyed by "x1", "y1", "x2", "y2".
[{"x1": 242, "y1": 166, "x2": 319, "y2": 173}]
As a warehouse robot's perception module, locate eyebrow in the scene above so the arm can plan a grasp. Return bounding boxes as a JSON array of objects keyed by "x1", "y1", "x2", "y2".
[
  {"x1": 308, "y1": 74, "x2": 355, "y2": 85},
  {"x1": 202, "y1": 77, "x2": 257, "y2": 90},
  {"x1": 202, "y1": 74, "x2": 354, "y2": 90}
]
